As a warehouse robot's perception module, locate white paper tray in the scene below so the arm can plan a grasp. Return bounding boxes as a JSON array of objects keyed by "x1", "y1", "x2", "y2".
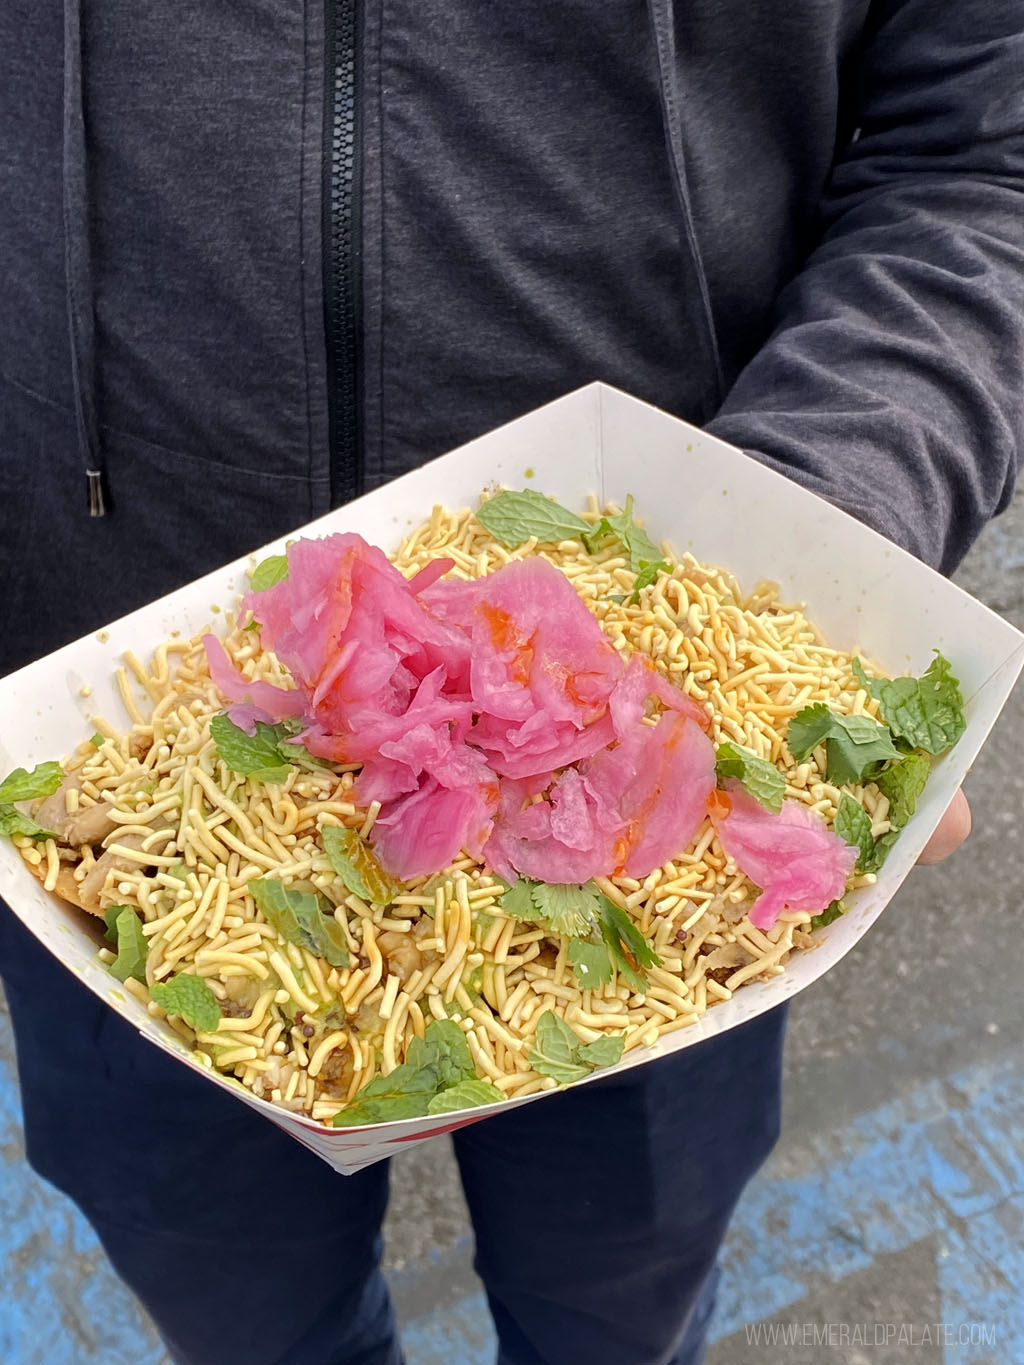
[{"x1": 1, "y1": 384, "x2": 1021, "y2": 1173}]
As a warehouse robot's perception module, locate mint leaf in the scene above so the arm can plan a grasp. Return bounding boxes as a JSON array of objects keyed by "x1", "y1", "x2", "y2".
[
  {"x1": 810, "y1": 899, "x2": 846, "y2": 931},
  {"x1": 474, "y1": 490, "x2": 591, "y2": 548},
  {"x1": 529, "y1": 1010, "x2": 624, "y2": 1084},
  {"x1": 874, "y1": 753, "x2": 930, "y2": 830},
  {"x1": 108, "y1": 907, "x2": 148, "y2": 984},
  {"x1": 0, "y1": 806, "x2": 56, "y2": 840},
  {"x1": 334, "y1": 1019, "x2": 482, "y2": 1126},
  {"x1": 0, "y1": 762, "x2": 63, "y2": 803},
  {"x1": 567, "y1": 938, "x2": 615, "y2": 988},
  {"x1": 209, "y1": 713, "x2": 291, "y2": 783},
  {"x1": 595, "y1": 895, "x2": 660, "y2": 993},
  {"x1": 149, "y1": 973, "x2": 222, "y2": 1032},
  {"x1": 102, "y1": 904, "x2": 130, "y2": 944},
  {"x1": 715, "y1": 742, "x2": 786, "y2": 813},
  {"x1": 427, "y1": 1077, "x2": 504, "y2": 1115},
  {"x1": 333, "y1": 1062, "x2": 442, "y2": 1126},
  {"x1": 405, "y1": 1018, "x2": 476, "y2": 1089},
  {"x1": 787, "y1": 704, "x2": 898, "y2": 786},
  {"x1": 576, "y1": 1034, "x2": 626, "y2": 1068},
  {"x1": 860, "y1": 829, "x2": 899, "y2": 875},
  {"x1": 853, "y1": 654, "x2": 965, "y2": 755},
  {"x1": 250, "y1": 554, "x2": 289, "y2": 593},
  {"x1": 529, "y1": 1011, "x2": 591, "y2": 1083},
  {"x1": 628, "y1": 558, "x2": 670, "y2": 604},
  {"x1": 322, "y1": 824, "x2": 401, "y2": 905},
  {"x1": 834, "y1": 794, "x2": 875, "y2": 873},
  {"x1": 585, "y1": 495, "x2": 662, "y2": 570},
  {"x1": 249, "y1": 878, "x2": 350, "y2": 966}
]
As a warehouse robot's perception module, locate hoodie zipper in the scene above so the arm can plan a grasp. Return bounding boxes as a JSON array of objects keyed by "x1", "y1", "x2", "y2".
[{"x1": 323, "y1": 0, "x2": 362, "y2": 502}]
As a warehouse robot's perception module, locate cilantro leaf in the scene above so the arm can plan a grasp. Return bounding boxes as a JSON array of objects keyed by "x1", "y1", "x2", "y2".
[
  {"x1": 787, "y1": 704, "x2": 898, "y2": 786},
  {"x1": 426, "y1": 1077, "x2": 504, "y2": 1115},
  {"x1": 809, "y1": 899, "x2": 846, "y2": 931},
  {"x1": 0, "y1": 762, "x2": 63, "y2": 803},
  {"x1": 107, "y1": 907, "x2": 149, "y2": 984},
  {"x1": 834, "y1": 793, "x2": 875, "y2": 873},
  {"x1": 567, "y1": 938, "x2": 615, "y2": 988},
  {"x1": 209, "y1": 713, "x2": 292, "y2": 783},
  {"x1": 0, "y1": 806, "x2": 56, "y2": 840},
  {"x1": 529, "y1": 1010, "x2": 625, "y2": 1084},
  {"x1": 250, "y1": 554, "x2": 290, "y2": 593},
  {"x1": 249, "y1": 878, "x2": 350, "y2": 966},
  {"x1": 499, "y1": 878, "x2": 600, "y2": 937},
  {"x1": 874, "y1": 753, "x2": 930, "y2": 830},
  {"x1": 595, "y1": 895, "x2": 660, "y2": 994},
  {"x1": 715, "y1": 742, "x2": 786, "y2": 813},
  {"x1": 474, "y1": 490, "x2": 591, "y2": 548},
  {"x1": 321, "y1": 824, "x2": 401, "y2": 905},
  {"x1": 149, "y1": 973, "x2": 222, "y2": 1032},
  {"x1": 333, "y1": 1019, "x2": 482, "y2": 1126},
  {"x1": 853, "y1": 654, "x2": 965, "y2": 755},
  {"x1": 498, "y1": 878, "x2": 541, "y2": 918},
  {"x1": 529, "y1": 882, "x2": 602, "y2": 937}
]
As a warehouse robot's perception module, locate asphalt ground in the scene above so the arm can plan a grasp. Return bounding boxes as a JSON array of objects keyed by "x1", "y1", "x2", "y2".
[{"x1": 1, "y1": 489, "x2": 1022, "y2": 1365}]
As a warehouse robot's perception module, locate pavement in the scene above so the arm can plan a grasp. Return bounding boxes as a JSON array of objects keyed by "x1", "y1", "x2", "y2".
[{"x1": 1, "y1": 490, "x2": 1023, "y2": 1365}]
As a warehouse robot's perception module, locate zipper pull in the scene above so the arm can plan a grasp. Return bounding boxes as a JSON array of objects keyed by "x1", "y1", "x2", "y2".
[{"x1": 86, "y1": 468, "x2": 107, "y2": 517}]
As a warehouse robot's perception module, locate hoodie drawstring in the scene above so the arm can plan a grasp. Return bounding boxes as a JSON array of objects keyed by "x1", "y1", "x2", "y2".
[
  {"x1": 62, "y1": 0, "x2": 106, "y2": 516},
  {"x1": 646, "y1": 0, "x2": 726, "y2": 422}
]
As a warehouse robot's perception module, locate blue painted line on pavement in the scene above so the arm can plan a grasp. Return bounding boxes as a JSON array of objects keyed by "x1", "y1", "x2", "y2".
[
  {"x1": 711, "y1": 1049, "x2": 1024, "y2": 1361},
  {"x1": 0, "y1": 1037, "x2": 168, "y2": 1365},
  {"x1": 2, "y1": 986, "x2": 1021, "y2": 1364},
  {"x1": 393, "y1": 1051, "x2": 1024, "y2": 1364}
]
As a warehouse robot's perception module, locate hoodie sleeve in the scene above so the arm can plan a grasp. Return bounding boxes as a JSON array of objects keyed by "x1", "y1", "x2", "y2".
[{"x1": 705, "y1": 1, "x2": 1024, "y2": 573}]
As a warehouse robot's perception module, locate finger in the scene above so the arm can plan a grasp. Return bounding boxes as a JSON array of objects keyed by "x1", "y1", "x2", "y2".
[{"x1": 916, "y1": 788, "x2": 971, "y2": 865}]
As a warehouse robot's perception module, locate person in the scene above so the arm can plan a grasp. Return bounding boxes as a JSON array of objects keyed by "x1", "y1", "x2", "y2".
[{"x1": 0, "y1": 2, "x2": 1017, "y2": 1362}]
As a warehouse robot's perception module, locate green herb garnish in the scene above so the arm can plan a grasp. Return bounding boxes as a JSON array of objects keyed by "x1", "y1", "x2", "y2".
[
  {"x1": 149, "y1": 973, "x2": 222, "y2": 1032},
  {"x1": 250, "y1": 554, "x2": 290, "y2": 592},
  {"x1": 715, "y1": 741, "x2": 786, "y2": 812},
  {"x1": 104, "y1": 906, "x2": 149, "y2": 984},
  {"x1": 474, "y1": 490, "x2": 591, "y2": 548},
  {"x1": 322, "y1": 824, "x2": 401, "y2": 905},
  {"x1": 809, "y1": 899, "x2": 846, "y2": 931},
  {"x1": 874, "y1": 752, "x2": 930, "y2": 829},
  {"x1": 787, "y1": 705, "x2": 899, "y2": 786},
  {"x1": 209, "y1": 713, "x2": 320, "y2": 784},
  {"x1": 528, "y1": 1011, "x2": 625, "y2": 1084},
  {"x1": 853, "y1": 654, "x2": 965, "y2": 755},
  {"x1": 334, "y1": 1019, "x2": 498, "y2": 1126},
  {"x1": 500, "y1": 878, "x2": 601, "y2": 938},
  {"x1": 249, "y1": 878, "x2": 350, "y2": 967}
]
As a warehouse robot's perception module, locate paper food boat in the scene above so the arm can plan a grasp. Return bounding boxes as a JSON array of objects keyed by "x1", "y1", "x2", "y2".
[{"x1": 1, "y1": 384, "x2": 1021, "y2": 1174}]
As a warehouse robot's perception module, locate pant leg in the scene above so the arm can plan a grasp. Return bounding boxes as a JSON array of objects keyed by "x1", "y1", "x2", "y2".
[
  {"x1": 452, "y1": 1008, "x2": 786, "y2": 1365},
  {"x1": 0, "y1": 906, "x2": 402, "y2": 1365}
]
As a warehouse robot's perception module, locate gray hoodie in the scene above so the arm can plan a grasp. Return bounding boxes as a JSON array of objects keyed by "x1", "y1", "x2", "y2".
[{"x1": 1, "y1": 0, "x2": 1022, "y2": 677}]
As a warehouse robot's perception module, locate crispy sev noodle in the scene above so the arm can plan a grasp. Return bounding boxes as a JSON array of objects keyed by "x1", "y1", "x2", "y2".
[{"x1": 15, "y1": 500, "x2": 890, "y2": 1122}]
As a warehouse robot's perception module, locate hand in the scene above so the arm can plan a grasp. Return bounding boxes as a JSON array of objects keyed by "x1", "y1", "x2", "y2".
[{"x1": 916, "y1": 787, "x2": 971, "y2": 865}]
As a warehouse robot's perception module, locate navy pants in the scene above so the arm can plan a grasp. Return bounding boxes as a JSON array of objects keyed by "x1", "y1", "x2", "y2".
[{"x1": 0, "y1": 907, "x2": 785, "y2": 1365}]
